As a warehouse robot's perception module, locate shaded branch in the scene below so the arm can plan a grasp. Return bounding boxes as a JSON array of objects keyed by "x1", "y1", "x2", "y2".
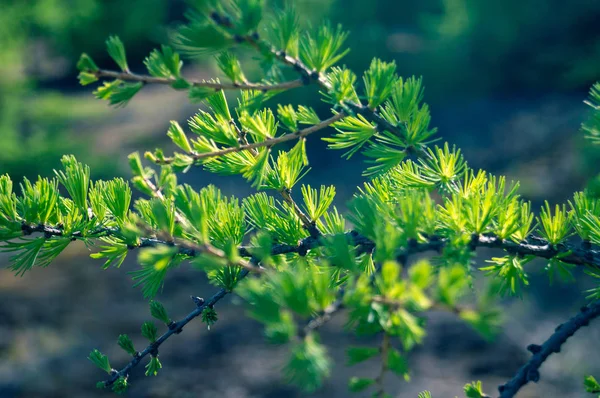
[
  {"x1": 375, "y1": 332, "x2": 390, "y2": 397},
  {"x1": 103, "y1": 269, "x2": 250, "y2": 387},
  {"x1": 498, "y1": 300, "x2": 600, "y2": 398},
  {"x1": 19, "y1": 223, "x2": 600, "y2": 270},
  {"x1": 279, "y1": 188, "x2": 322, "y2": 239},
  {"x1": 93, "y1": 69, "x2": 304, "y2": 92}
]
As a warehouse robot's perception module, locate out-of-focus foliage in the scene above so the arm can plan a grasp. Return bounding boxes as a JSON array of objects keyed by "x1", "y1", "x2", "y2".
[
  {"x1": 0, "y1": 0, "x2": 176, "y2": 180},
  {"x1": 319, "y1": 0, "x2": 600, "y2": 97},
  {"x1": 2, "y1": 0, "x2": 600, "y2": 180}
]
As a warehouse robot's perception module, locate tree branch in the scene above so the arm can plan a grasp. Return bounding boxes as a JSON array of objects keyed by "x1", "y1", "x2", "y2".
[
  {"x1": 498, "y1": 300, "x2": 600, "y2": 398},
  {"x1": 18, "y1": 223, "x2": 600, "y2": 270},
  {"x1": 93, "y1": 69, "x2": 304, "y2": 92},
  {"x1": 102, "y1": 269, "x2": 250, "y2": 387},
  {"x1": 154, "y1": 111, "x2": 345, "y2": 164},
  {"x1": 302, "y1": 298, "x2": 345, "y2": 337},
  {"x1": 218, "y1": 22, "x2": 428, "y2": 158}
]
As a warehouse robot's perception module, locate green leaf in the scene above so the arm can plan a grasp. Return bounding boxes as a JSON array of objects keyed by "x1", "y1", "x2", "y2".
[
  {"x1": 584, "y1": 375, "x2": 600, "y2": 394},
  {"x1": 464, "y1": 381, "x2": 487, "y2": 398},
  {"x1": 77, "y1": 53, "x2": 99, "y2": 72},
  {"x1": 117, "y1": 334, "x2": 137, "y2": 356},
  {"x1": 17, "y1": 177, "x2": 59, "y2": 224},
  {"x1": 348, "y1": 377, "x2": 375, "y2": 392},
  {"x1": 205, "y1": 90, "x2": 232, "y2": 120},
  {"x1": 88, "y1": 349, "x2": 112, "y2": 373},
  {"x1": 150, "y1": 300, "x2": 171, "y2": 325},
  {"x1": 324, "y1": 233, "x2": 358, "y2": 271},
  {"x1": 94, "y1": 80, "x2": 122, "y2": 100},
  {"x1": 109, "y1": 82, "x2": 144, "y2": 107},
  {"x1": 111, "y1": 376, "x2": 129, "y2": 394},
  {"x1": 299, "y1": 23, "x2": 349, "y2": 72},
  {"x1": 346, "y1": 346, "x2": 380, "y2": 366},
  {"x1": 264, "y1": 311, "x2": 297, "y2": 344},
  {"x1": 131, "y1": 246, "x2": 178, "y2": 298},
  {"x1": 144, "y1": 45, "x2": 182, "y2": 78},
  {"x1": 418, "y1": 392, "x2": 433, "y2": 398},
  {"x1": 202, "y1": 307, "x2": 218, "y2": 329},
  {"x1": 236, "y1": 0, "x2": 265, "y2": 34},
  {"x1": 323, "y1": 66, "x2": 359, "y2": 104},
  {"x1": 538, "y1": 201, "x2": 572, "y2": 245},
  {"x1": 106, "y1": 36, "x2": 129, "y2": 71},
  {"x1": 296, "y1": 106, "x2": 320, "y2": 125},
  {"x1": 145, "y1": 356, "x2": 162, "y2": 377},
  {"x1": 582, "y1": 82, "x2": 600, "y2": 145},
  {"x1": 277, "y1": 104, "x2": 298, "y2": 131},
  {"x1": 480, "y1": 256, "x2": 531, "y2": 296},
  {"x1": 99, "y1": 178, "x2": 131, "y2": 225},
  {"x1": 90, "y1": 238, "x2": 128, "y2": 269},
  {"x1": 54, "y1": 155, "x2": 90, "y2": 213},
  {"x1": 387, "y1": 348, "x2": 410, "y2": 380},
  {"x1": 283, "y1": 335, "x2": 331, "y2": 393},
  {"x1": 78, "y1": 72, "x2": 98, "y2": 86},
  {"x1": 141, "y1": 321, "x2": 158, "y2": 343},
  {"x1": 324, "y1": 114, "x2": 376, "y2": 159},
  {"x1": 167, "y1": 121, "x2": 193, "y2": 153},
  {"x1": 2, "y1": 238, "x2": 70, "y2": 276},
  {"x1": 189, "y1": 85, "x2": 217, "y2": 102},
  {"x1": 301, "y1": 185, "x2": 336, "y2": 221},
  {"x1": 240, "y1": 108, "x2": 277, "y2": 142},
  {"x1": 363, "y1": 58, "x2": 397, "y2": 109},
  {"x1": 267, "y1": 6, "x2": 299, "y2": 57},
  {"x1": 216, "y1": 51, "x2": 246, "y2": 83},
  {"x1": 174, "y1": 13, "x2": 233, "y2": 57}
]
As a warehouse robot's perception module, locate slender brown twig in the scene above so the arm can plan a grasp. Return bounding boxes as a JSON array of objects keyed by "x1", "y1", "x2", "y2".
[
  {"x1": 154, "y1": 112, "x2": 345, "y2": 165},
  {"x1": 93, "y1": 69, "x2": 304, "y2": 92},
  {"x1": 102, "y1": 270, "x2": 249, "y2": 387},
  {"x1": 498, "y1": 300, "x2": 600, "y2": 398}
]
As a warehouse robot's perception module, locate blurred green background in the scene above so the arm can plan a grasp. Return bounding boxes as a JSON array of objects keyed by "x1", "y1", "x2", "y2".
[{"x1": 1, "y1": 0, "x2": 600, "y2": 397}]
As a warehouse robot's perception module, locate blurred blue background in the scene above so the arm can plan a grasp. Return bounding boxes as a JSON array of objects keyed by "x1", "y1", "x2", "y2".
[{"x1": 1, "y1": 0, "x2": 599, "y2": 397}]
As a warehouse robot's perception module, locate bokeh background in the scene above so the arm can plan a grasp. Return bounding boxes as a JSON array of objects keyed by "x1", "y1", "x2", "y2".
[{"x1": 1, "y1": 0, "x2": 600, "y2": 397}]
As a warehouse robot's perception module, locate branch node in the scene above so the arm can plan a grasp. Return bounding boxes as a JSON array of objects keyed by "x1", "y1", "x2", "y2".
[
  {"x1": 191, "y1": 296, "x2": 205, "y2": 307},
  {"x1": 526, "y1": 369, "x2": 540, "y2": 383},
  {"x1": 526, "y1": 344, "x2": 542, "y2": 354}
]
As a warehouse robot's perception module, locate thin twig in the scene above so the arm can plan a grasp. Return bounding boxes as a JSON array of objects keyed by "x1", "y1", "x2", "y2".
[
  {"x1": 93, "y1": 69, "x2": 304, "y2": 92},
  {"x1": 103, "y1": 269, "x2": 250, "y2": 387},
  {"x1": 375, "y1": 332, "x2": 390, "y2": 397},
  {"x1": 228, "y1": 118, "x2": 324, "y2": 238},
  {"x1": 154, "y1": 112, "x2": 345, "y2": 164},
  {"x1": 302, "y1": 299, "x2": 345, "y2": 337},
  {"x1": 279, "y1": 188, "x2": 322, "y2": 239},
  {"x1": 498, "y1": 300, "x2": 600, "y2": 398},
  {"x1": 229, "y1": 25, "x2": 428, "y2": 159}
]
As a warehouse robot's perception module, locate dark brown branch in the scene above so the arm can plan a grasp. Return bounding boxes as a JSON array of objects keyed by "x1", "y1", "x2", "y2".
[
  {"x1": 93, "y1": 69, "x2": 304, "y2": 92},
  {"x1": 103, "y1": 269, "x2": 250, "y2": 387},
  {"x1": 302, "y1": 299, "x2": 344, "y2": 337},
  {"x1": 19, "y1": 223, "x2": 600, "y2": 270},
  {"x1": 498, "y1": 300, "x2": 600, "y2": 398}
]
